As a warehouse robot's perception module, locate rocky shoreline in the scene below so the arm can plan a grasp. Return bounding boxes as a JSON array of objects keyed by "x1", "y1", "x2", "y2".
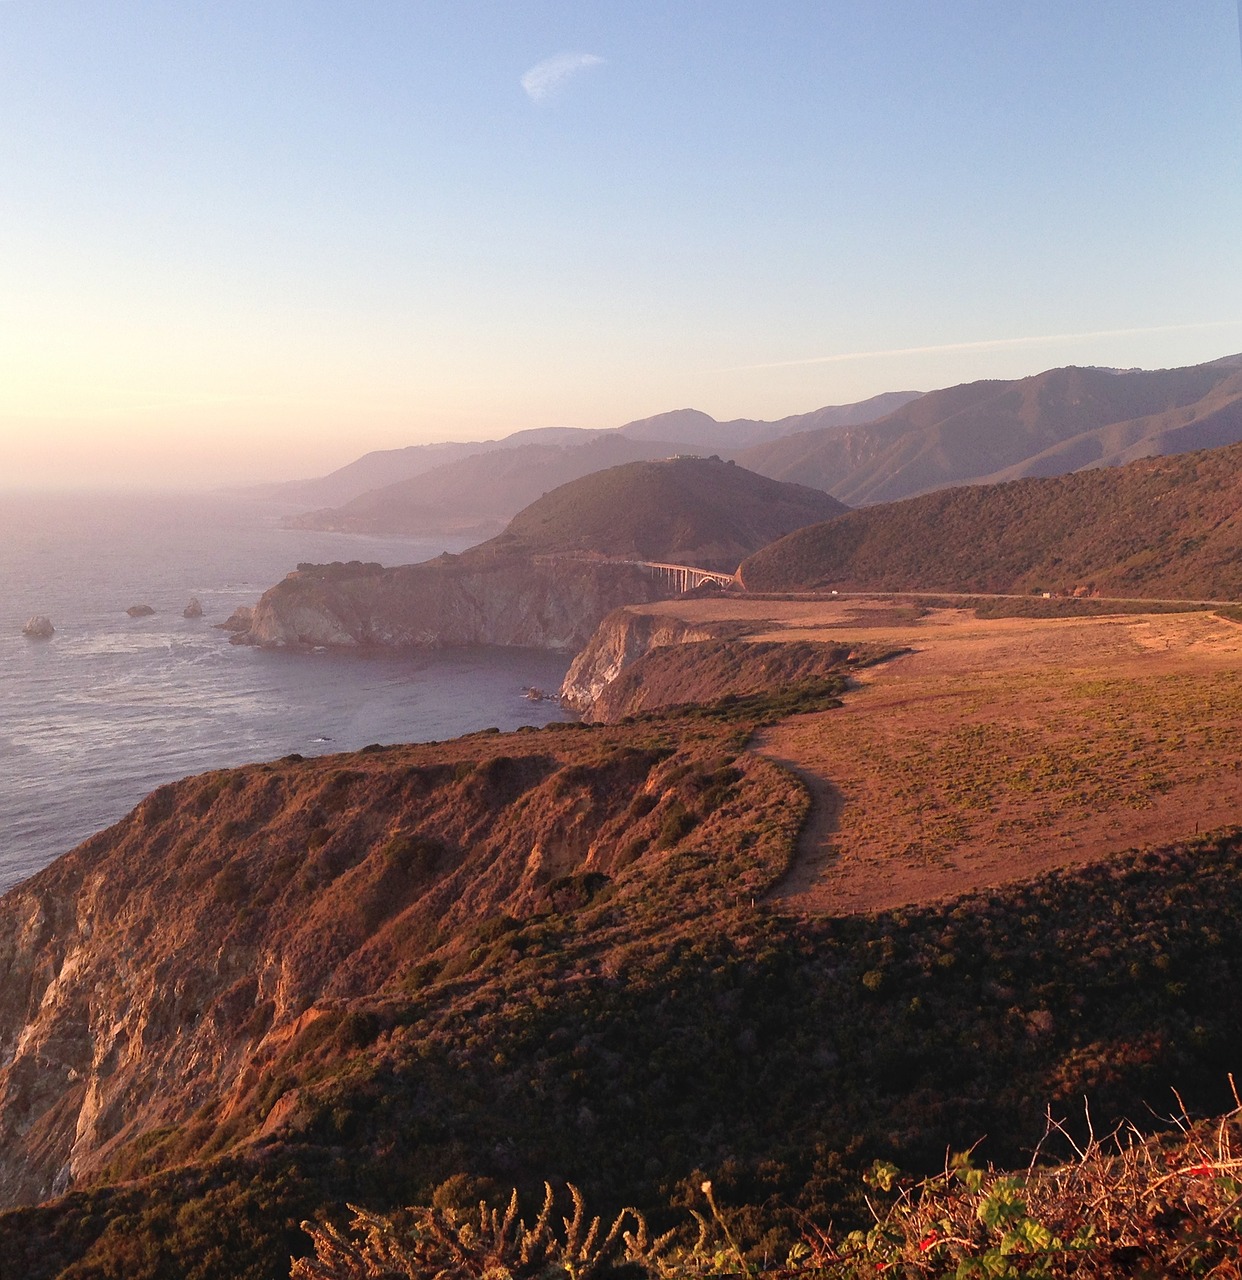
[{"x1": 232, "y1": 554, "x2": 674, "y2": 654}]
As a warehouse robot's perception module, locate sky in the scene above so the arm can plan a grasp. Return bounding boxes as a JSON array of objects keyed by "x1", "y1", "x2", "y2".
[{"x1": 1, "y1": 1, "x2": 1241, "y2": 488}]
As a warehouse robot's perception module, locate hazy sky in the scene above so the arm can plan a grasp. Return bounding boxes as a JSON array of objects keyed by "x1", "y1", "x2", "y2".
[{"x1": 2, "y1": 1, "x2": 1241, "y2": 488}]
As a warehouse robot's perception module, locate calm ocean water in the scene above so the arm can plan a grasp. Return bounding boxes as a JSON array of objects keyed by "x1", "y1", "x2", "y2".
[{"x1": 0, "y1": 490, "x2": 573, "y2": 894}]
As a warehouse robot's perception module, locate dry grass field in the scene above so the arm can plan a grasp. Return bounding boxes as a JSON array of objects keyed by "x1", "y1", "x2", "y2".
[{"x1": 631, "y1": 597, "x2": 1242, "y2": 913}]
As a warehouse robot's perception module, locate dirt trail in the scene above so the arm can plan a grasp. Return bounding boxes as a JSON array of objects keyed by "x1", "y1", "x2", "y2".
[{"x1": 745, "y1": 607, "x2": 1242, "y2": 915}]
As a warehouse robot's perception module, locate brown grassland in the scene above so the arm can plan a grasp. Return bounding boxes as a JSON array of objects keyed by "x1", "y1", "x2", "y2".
[{"x1": 614, "y1": 597, "x2": 1242, "y2": 913}]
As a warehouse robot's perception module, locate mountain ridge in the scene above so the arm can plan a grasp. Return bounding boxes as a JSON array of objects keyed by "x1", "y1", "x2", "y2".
[
  {"x1": 273, "y1": 392, "x2": 921, "y2": 535},
  {"x1": 740, "y1": 436, "x2": 1242, "y2": 599},
  {"x1": 273, "y1": 353, "x2": 1242, "y2": 539},
  {"x1": 737, "y1": 356, "x2": 1242, "y2": 505}
]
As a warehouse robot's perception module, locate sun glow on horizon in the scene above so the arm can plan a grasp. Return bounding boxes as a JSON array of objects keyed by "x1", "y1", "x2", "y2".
[{"x1": 1, "y1": 3, "x2": 1239, "y2": 488}]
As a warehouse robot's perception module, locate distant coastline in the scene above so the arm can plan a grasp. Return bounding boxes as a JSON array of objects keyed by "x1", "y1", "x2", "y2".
[{"x1": 0, "y1": 490, "x2": 570, "y2": 893}]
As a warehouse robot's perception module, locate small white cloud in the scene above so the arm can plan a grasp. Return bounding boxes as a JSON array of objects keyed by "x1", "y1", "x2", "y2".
[{"x1": 521, "y1": 51, "x2": 605, "y2": 103}]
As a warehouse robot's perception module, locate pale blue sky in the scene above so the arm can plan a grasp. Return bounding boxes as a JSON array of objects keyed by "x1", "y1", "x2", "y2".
[{"x1": 1, "y1": 1, "x2": 1240, "y2": 486}]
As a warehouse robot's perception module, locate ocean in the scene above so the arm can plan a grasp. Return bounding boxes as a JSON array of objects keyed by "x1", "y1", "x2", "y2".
[{"x1": 0, "y1": 490, "x2": 573, "y2": 894}]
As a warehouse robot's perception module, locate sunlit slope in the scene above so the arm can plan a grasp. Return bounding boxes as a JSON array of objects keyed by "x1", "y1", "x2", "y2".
[
  {"x1": 740, "y1": 438, "x2": 1242, "y2": 598},
  {"x1": 737, "y1": 355, "x2": 1242, "y2": 505}
]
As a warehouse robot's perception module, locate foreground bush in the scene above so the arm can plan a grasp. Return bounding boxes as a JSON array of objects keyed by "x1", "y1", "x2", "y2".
[
  {"x1": 294, "y1": 1104, "x2": 1242, "y2": 1279},
  {"x1": 291, "y1": 1183, "x2": 666, "y2": 1280}
]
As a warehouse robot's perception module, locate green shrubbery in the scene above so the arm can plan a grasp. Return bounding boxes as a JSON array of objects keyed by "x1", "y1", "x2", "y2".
[{"x1": 295, "y1": 1109, "x2": 1242, "y2": 1279}]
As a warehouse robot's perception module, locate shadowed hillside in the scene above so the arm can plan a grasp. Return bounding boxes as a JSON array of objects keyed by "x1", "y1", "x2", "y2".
[
  {"x1": 4, "y1": 704, "x2": 1242, "y2": 1275},
  {"x1": 738, "y1": 354, "x2": 1242, "y2": 505},
  {"x1": 477, "y1": 455, "x2": 846, "y2": 572},
  {"x1": 740, "y1": 438, "x2": 1242, "y2": 599}
]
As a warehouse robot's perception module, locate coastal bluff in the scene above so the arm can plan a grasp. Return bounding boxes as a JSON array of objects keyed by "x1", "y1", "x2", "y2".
[
  {"x1": 560, "y1": 607, "x2": 723, "y2": 712},
  {"x1": 235, "y1": 554, "x2": 669, "y2": 651},
  {"x1": 235, "y1": 457, "x2": 850, "y2": 653}
]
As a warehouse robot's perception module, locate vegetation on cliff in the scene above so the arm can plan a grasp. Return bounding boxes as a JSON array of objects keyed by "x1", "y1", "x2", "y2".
[
  {"x1": 3, "y1": 636, "x2": 1242, "y2": 1276},
  {"x1": 295, "y1": 1108, "x2": 1242, "y2": 1279},
  {"x1": 740, "y1": 439, "x2": 1242, "y2": 599},
  {"x1": 580, "y1": 637, "x2": 900, "y2": 723}
]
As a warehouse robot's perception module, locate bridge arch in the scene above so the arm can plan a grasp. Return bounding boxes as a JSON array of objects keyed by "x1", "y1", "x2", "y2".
[{"x1": 637, "y1": 561, "x2": 737, "y2": 592}]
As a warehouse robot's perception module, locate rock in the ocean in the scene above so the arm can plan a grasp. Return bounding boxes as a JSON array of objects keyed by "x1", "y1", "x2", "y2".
[
  {"x1": 126, "y1": 604, "x2": 156, "y2": 618},
  {"x1": 22, "y1": 615, "x2": 55, "y2": 639},
  {"x1": 183, "y1": 597, "x2": 203, "y2": 619},
  {"x1": 215, "y1": 605, "x2": 254, "y2": 633}
]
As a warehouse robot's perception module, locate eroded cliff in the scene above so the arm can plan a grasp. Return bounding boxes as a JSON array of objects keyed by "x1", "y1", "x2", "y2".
[
  {"x1": 0, "y1": 719, "x2": 799, "y2": 1210},
  {"x1": 237, "y1": 555, "x2": 668, "y2": 651},
  {"x1": 559, "y1": 607, "x2": 725, "y2": 712},
  {"x1": 559, "y1": 606, "x2": 894, "y2": 722}
]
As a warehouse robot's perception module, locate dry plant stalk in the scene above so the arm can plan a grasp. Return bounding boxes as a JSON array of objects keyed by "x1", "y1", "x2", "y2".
[{"x1": 291, "y1": 1183, "x2": 672, "y2": 1280}]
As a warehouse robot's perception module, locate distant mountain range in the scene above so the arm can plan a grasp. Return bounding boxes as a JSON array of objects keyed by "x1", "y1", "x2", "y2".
[
  {"x1": 243, "y1": 425, "x2": 611, "y2": 511},
  {"x1": 262, "y1": 391, "x2": 920, "y2": 537},
  {"x1": 736, "y1": 353, "x2": 1242, "y2": 505},
  {"x1": 284, "y1": 435, "x2": 703, "y2": 539},
  {"x1": 254, "y1": 353, "x2": 1242, "y2": 540},
  {"x1": 740, "y1": 436, "x2": 1242, "y2": 601}
]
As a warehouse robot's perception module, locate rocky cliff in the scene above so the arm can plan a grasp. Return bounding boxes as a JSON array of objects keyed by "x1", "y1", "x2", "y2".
[
  {"x1": 0, "y1": 722, "x2": 796, "y2": 1210},
  {"x1": 237, "y1": 555, "x2": 668, "y2": 651},
  {"x1": 559, "y1": 607, "x2": 725, "y2": 712},
  {"x1": 560, "y1": 606, "x2": 891, "y2": 722}
]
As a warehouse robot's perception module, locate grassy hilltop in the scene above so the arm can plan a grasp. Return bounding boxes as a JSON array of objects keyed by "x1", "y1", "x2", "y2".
[{"x1": 478, "y1": 455, "x2": 846, "y2": 572}]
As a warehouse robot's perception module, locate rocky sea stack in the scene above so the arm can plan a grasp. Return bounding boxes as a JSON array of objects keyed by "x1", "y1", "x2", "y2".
[
  {"x1": 183, "y1": 597, "x2": 203, "y2": 618},
  {"x1": 21, "y1": 615, "x2": 54, "y2": 639},
  {"x1": 126, "y1": 603, "x2": 156, "y2": 618}
]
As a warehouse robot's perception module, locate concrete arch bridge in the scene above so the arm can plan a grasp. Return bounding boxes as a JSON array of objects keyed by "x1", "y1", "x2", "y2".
[{"x1": 636, "y1": 561, "x2": 738, "y2": 592}]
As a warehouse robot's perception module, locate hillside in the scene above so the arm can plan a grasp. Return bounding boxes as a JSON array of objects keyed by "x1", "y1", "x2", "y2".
[
  {"x1": 242, "y1": 428, "x2": 609, "y2": 510},
  {"x1": 282, "y1": 393, "x2": 917, "y2": 536},
  {"x1": 237, "y1": 459, "x2": 842, "y2": 650},
  {"x1": 737, "y1": 354, "x2": 1242, "y2": 505},
  {"x1": 4, "y1": 682, "x2": 1242, "y2": 1275},
  {"x1": 477, "y1": 455, "x2": 846, "y2": 571},
  {"x1": 284, "y1": 434, "x2": 688, "y2": 538},
  {"x1": 740, "y1": 437, "x2": 1242, "y2": 598},
  {"x1": 8, "y1": 592, "x2": 1242, "y2": 1276}
]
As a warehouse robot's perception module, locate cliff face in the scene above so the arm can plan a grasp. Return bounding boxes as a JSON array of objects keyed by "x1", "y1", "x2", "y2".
[
  {"x1": 559, "y1": 608, "x2": 723, "y2": 713},
  {"x1": 0, "y1": 722, "x2": 797, "y2": 1210},
  {"x1": 238, "y1": 556, "x2": 667, "y2": 651},
  {"x1": 561, "y1": 607, "x2": 878, "y2": 722}
]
